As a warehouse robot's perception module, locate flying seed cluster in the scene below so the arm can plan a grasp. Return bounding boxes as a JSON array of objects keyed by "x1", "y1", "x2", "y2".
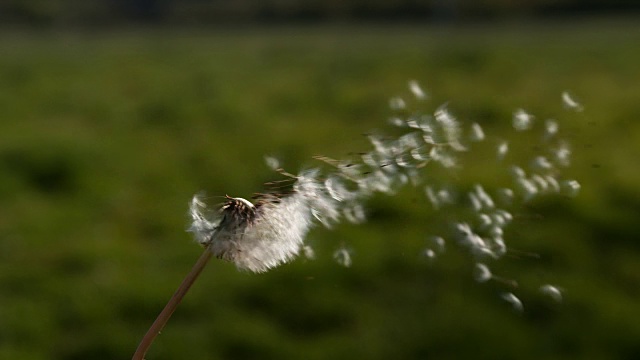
[{"x1": 189, "y1": 81, "x2": 580, "y2": 307}]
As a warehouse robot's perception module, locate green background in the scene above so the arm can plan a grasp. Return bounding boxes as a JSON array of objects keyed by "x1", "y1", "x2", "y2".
[{"x1": 1, "y1": 19, "x2": 639, "y2": 359}]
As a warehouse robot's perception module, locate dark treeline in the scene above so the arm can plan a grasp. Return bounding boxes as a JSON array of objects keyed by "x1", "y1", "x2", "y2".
[{"x1": 1, "y1": 0, "x2": 639, "y2": 27}]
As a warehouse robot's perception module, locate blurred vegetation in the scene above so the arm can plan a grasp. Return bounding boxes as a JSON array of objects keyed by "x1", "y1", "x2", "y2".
[
  {"x1": 1, "y1": 18, "x2": 640, "y2": 360},
  {"x1": 1, "y1": 0, "x2": 640, "y2": 26}
]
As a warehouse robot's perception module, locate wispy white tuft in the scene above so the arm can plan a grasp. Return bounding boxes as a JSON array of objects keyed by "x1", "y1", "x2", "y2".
[
  {"x1": 562, "y1": 91, "x2": 583, "y2": 112},
  {"x1": 469, "y1": 122, "x2": 485, "y2": 142},
  {"x1": 302, "y1": 245, "x2": 316, "y2": 260},
  {"x1": 473, "y1": 263, "x2": 492, "y2": 283},
  {"x1": 408, "y1": 80, "x2": 427, "y2": 100},
  {"x1": 501, "y1": 292, "x2": 523, "y2": 312},
  {"x1": 264, "y1": 155, "x2": 281, "y2": 170},
  {"x1": 389, "y1": 97, "x2": 406, "y2": 110},
  {"x1": 188, "y1": 172, "x2": 341, "y2": 273},
  {"x1": 513, "y1": 109, "x2": 534, "y2": 131},
  {"x1": 333, "y1": 247, "x2": 352, "y2": 267},
  {"x1": 540, "y1": 284, "x2": 563, "y2": 302},
  {"x1": 497, "y1": 141, "x2": 509, "y2": 160},
  {"x1": 562, "y1": 180, "x2": 581, "y2": 197}
]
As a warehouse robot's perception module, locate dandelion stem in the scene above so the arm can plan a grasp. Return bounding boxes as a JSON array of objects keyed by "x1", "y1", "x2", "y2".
[{"x1": 132, "y1": 248, "x2": 213, "y2": 360}]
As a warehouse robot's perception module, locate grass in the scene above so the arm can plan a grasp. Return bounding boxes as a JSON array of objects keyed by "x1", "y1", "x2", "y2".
[{"x1": 1, "y1": 19, "x2": 639, "y2": 359}]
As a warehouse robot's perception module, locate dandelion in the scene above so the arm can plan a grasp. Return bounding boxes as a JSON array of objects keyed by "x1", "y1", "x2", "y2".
[
  {"x1": 134, "y1": 85, "x2": 582, "y2": 358},
  {"x1": 133, "y1": 172, "x2": 335, "y2": 359}
]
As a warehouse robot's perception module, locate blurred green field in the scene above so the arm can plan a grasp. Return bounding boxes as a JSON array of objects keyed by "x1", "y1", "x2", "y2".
[{"x1": 1, "y1": 19, "x2": 640, "y2": 360}]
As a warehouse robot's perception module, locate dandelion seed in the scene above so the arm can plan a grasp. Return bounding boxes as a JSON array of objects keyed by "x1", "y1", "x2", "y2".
[
  {"x1": 531, "y1": 174, "x2": 549, "y2": 192},
  {"x1": 497, "y1": 188, "x2": 514, "y2": 205},
  {"x1": 494, "y1": 209, "x2": 513, "y2": 224},
  {"x1": 562, "y1": 91, "x2": 583, "y2": 112},
  {"x1": 469, "y1": 192, "x2": 482, "y2": 212},
  {"x1": 544, "y1": 119, "x2": 559, "y2": 139},
  {"x1": 395, "y1": 154, "x2": 413, "y2": 168},
  {"x1": 517, "y1": 178, "x2": 539, "y2": 201},
  {"x1": 434, "y1": 105, "x2": 466, "y2": 151},
  {"x1": 513, "y1": 109, "x2": 534, "y2": 131},
  {"x1": 430, "y1": 236, "x2": 446, "y2": 253},
  {"x1": 389, "y1": 96, "x2": 406, "y2": 110},
  {"x1": 562, "y1": 180, "x2": 581, "y2": 197},
  {"x1": 474, "y1": 184, "x2": 495, "y2": 209},
  {"x1": 478, "y1": 213, "x2": 492, "y2": 228},
  {"x1": 531, "y1": 156, "x2": 553, "y2": 171},
  {"x1": 410, "y1": 147, "x2": 429, "y2": 161},
  {"x1": 511, "y1": 166, "x2": 526, "y2": 179},
  {"x1": 540, "y1": 284, "x2": 563, "y2": 302},
  {"x1": 469, "y1": 122, "x2": 485, "y2": 141},
  {"x1": 343, "y1": 204, "x2": 366, "y2": 224},
  {"x1": 473, "y1": 263, "x2": 492, "y2": 283},
  {"x1": 188, "y1": 172, "x2": 340, "y2": 273},
  {"x1": 497, "y1": 141, "x2": 509, "y2": 160},
  {"x1": 545, "y1": 175, "x2": 560, "y2": 192},
  {"x1": 423, "y1": 248, "x2": 436, "y2": 260},
  {"x1": 409, "y1": 80, "x2": 427, "y2": 100},
  {"x1": 302, "y1": 245, "x2": 316, "y2": 260},
  {"x1": 553, "y1": 142, "x2": 572, "y2": 167},
  {"x1": 389, "y1": 117, "x2": 406, "y2": 127},
  {"x1": 264, "y1": 155, "x2": 281, "y2": 170},
  {"x1": 333, "y1": 247, "x2": 352, "y2": 267},
  {"x1": 490, "y1": 236, "x2": 507, "y2": 256},
  {"x1": 501, "y1": 292, "x2": 524, "y2": 312},
  {"x1": 489, "y1": 226, "x2": 503, "y2": 239}
]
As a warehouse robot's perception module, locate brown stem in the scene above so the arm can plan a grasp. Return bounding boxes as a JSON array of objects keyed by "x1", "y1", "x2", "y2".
[{"x1": 132, "y1": 248, "x2": 213, "y2": 360}]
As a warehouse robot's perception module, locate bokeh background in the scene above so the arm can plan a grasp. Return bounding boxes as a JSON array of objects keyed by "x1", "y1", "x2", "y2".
[{"x1": 1, "y1": 1, "x2": 639, "y2": 359}]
